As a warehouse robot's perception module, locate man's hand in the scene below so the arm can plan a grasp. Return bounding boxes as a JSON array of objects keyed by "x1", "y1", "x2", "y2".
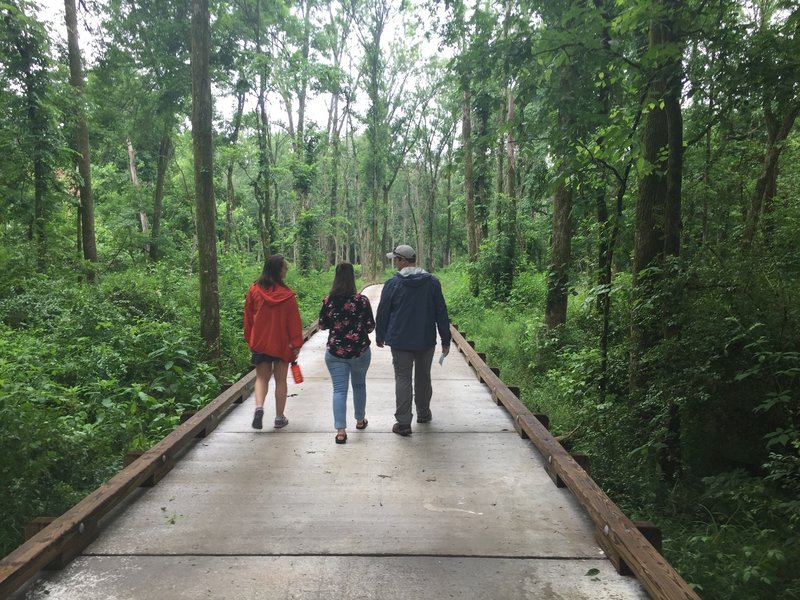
[
  {"x1": 441, "y1": 344, "x2": 450, "y2": 357},
  {"x1": 376, "y1": 340, "x2": 385, "y2": 348}
]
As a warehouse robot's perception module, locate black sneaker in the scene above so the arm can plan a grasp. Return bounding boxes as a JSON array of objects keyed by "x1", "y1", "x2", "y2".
[
  {"x1": 252, "y1": 410, "x2": 264, "y2": 430},
  {"x1": 392, "y1": 422, "x2": 412, "y2": 436},
  {"x1": 417, "y1": 413, "x2": 432, "y2": 423}
]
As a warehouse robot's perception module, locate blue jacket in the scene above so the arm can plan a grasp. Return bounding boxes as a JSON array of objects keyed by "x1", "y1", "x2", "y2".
[{"x1": 376, "y1": 269, "x2": 451, "y2": 351}]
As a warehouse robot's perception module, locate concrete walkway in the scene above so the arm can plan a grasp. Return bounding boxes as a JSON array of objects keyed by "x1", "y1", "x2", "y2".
[{"x1": 16, "y1": 285, "x2": 648, "y2": 599}]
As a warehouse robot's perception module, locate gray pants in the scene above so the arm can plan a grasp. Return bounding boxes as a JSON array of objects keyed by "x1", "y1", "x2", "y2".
[{"x1": 391, "y1": 346, "x2": 436, "y2": 426}]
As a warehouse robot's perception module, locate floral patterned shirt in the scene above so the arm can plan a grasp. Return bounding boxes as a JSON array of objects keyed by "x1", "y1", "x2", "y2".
[{"x1": 318, "y1": 294, "x2": 375, "y2": 359}]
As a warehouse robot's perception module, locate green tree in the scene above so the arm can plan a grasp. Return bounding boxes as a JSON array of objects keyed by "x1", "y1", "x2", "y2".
[
  {"x1": 741, "y1": 2, "x2": 800, "y2": 247},
  {"x1": 191, "y1": 0, "x2": 221, "y2": 359},
  {"x1": 629, "y1": 0, "x2": 685, "y2": 400},
  {"x1": 1, "y1": 0, "x2": 54, "y2": 269},
  {"x1": 353, "y1": 0, "x2": 390, "y2": 279},
  {"x1": 64, "y1": 0, "x2": 97, "y2": 274},
  {"x1": 94, "y1": 0, "x2": 192, "y2": 260}
]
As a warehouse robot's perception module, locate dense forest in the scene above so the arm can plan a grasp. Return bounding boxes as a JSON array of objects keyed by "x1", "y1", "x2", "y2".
[{"x1": 1, "y1": 0, "x2": 799, "y2": 597}]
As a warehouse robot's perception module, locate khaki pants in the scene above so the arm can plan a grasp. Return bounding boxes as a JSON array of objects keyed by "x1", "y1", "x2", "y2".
[{"x1": 390, "y1": 346, "x2": 435, "y2": 426}]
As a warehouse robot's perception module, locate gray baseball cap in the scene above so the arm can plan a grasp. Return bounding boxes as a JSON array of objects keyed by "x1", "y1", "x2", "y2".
[{"x1": 386, "y1": 244, "x2": 416, "y2": 260}]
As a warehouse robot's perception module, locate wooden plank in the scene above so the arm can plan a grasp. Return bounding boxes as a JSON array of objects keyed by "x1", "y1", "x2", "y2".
[
  {"x1": 545, "y1": 452, "x2": 589, "y2": 488},
  {"x1": 597, "y1": 521, "x2": 663, "y2": 576},
  {"x1": 0, "y1": 322, "x2": 319, "y2": 598},
  {"x1": 123, "y1": 451, "x2": 174, "y2": 487},
  {"x1": 449, "y1": 325, "x2": 699, "y2": 600}
]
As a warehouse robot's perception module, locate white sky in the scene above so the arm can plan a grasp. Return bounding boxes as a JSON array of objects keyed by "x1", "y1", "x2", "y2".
[{"x1": 31, "y1": 0, "x2": 447, "y2": 133}]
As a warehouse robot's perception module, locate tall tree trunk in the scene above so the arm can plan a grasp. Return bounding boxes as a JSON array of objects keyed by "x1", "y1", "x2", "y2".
[
  {"x1": 363, "y1": 32, "x2": 385, "y2": 280},
  {"x1": 544, "y1": 62, "x2": 575, "y2": 331},
  {"x1": 664, "y1": 95, "x2": 683, "y2": 260},
  {"x1": 17, "y1": 37, "x2": 49, "y2": 269},
  {"x1": 150, "y1": 131, "x2": 173, "y2": 261},
  {"x1": 743, "y1": 101, "x2": 800, "y2": 246},
  {"x1": 292, "y1": 0, "x2": 314, "y2": 270},
  {"x1": 475, "y1": 100, "x2": 491, "y2": 243},
  {"x1": 596, "y1": 186, "x2": 611, "y2": 394},
  {"x1": 191, "y1": 0, "x2": 220, "y2": 360},
  {"x1": 324, "y1": 3, "x2": 351, "y2": 266},
  {"x1": 64, "y1": 0, "x2": 97, "y2": 276},
  {"x1": 30, "y1": 77, "x2": 47, "y2": 271},
  {"x1": 251, "y1": 0, "x2": 272, "y2": 257},
  {"x1": 630, "y1": 129, "x2": 666, "y2": 390},
  {"x1": 255, "y1": 75, "x2": 273, "y2": 257},
  {"x1": 127, "y1": 140, "x2": 150, "y2": 251},
  {"x1": 224, "y1": 87, "x2": 245, "y2": 254},
  {"x1": 495, "y1": 132, "x2": 505, "y2": 233},
  {"x1": 545, "y1": 184, "x2": 572, "y2": 329},
  {"x1": 348, "y1": 113, "x2": 366, "y2": 266},
  {"x1": 630, "y1": 6, "x2": 684, "y2": 389},
  {"x1": 629, "y1": 3, "x2": 685, "y2": 483},
  {"x1": 328, "y1": 103, "x2": 342, "y2": 266},
  {"x1": 423, "y1": 183, "x2": 434, "y2": 271},
  {"x1": 382, "y1": 184, "x2": 390, "y2": 267},
  {"x1": 502, "y1": 78, "x2": 517, "y2": 292},
  {"x1": 444, "y1": 140, "x2": 453, "y2": 267},
  {"x1": 594, "y1": 0, "x2": 613, "y2": 395},
  {"x1": 28, "y1": 85, "x2": 47, "y2": 270},
  {"x1": 294, "y1": 0, "x2": 311, "y2": 202},
  {"x1": 461, "y1": 82, "x2": 477, "y2": 261},
  {"x1": 410, "y1": 173, "x2": 421, "y2": 254},
  {"x1": 461, "y1": 80, "x2": 479, "y2": 294}
]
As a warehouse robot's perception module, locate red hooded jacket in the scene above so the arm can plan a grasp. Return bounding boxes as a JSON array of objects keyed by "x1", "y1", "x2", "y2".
[{"x1": 243, "y1": 283, "x2": 304, "y2": 362}]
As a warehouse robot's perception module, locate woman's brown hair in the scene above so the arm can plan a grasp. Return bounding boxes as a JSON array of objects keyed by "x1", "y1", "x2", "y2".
[
  {"x1": 256, "y1": 255, "x2": 287, "y2": 290},
  {"x1": 328, "y1": 262, "x2": 356, "y2": 297}
]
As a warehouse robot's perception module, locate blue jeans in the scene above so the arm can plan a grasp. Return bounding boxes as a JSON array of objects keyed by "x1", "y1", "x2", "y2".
[{"x1": 325, "y1": 347, "x2": 371, "y2": 429}]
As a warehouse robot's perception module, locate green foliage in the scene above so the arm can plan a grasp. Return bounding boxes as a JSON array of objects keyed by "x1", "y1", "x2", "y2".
[
  {"x1": 440, "y1": 251, "x2": 800, "y2": 599},
  {"x1": 0, "y1": 249, "x2": 337, "y2": 557},
  {"x1": 474, "y1": 234, "x2": 516, "y2": 299},
  {"x1": 296, "y1": 209, "x2": 320, "y2": 274},
  {"x1": 665, "y1": 471, "x2": 800, "y2": 599}
]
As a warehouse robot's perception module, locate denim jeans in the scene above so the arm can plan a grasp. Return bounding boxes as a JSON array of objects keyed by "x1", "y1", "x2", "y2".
[
  {"x1": 325, "y1": 347, "x2": 371, "y2": 429},
  {"x1": 390, "y1": 346, "x2": 435, "y2": 426}
]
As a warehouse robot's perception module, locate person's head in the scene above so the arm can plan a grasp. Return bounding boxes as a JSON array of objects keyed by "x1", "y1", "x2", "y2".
[
  {"x1": 329, "y1": 262, "x2": 357, "y2": 297},
  {"x1": 257, "y1": 254, "x2": 288, "y2": 289},
  {"x1": 386, "y1": 244, "x2": 416, "y2": 270}
]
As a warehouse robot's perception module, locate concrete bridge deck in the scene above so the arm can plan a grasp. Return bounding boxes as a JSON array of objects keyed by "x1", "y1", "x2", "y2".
[{"x1": 15, "y1": 285, "x2": 648, "y2": 599}]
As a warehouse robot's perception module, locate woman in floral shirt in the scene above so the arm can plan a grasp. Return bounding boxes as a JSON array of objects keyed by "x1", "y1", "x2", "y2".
[{"x1": 318, "y1": 263, "x2": 376, "y2": 444}]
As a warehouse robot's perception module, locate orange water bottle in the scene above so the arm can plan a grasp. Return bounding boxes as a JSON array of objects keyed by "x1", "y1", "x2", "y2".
[{"x1": 290, "y1": 361, "x2": 303, "y2": 384}]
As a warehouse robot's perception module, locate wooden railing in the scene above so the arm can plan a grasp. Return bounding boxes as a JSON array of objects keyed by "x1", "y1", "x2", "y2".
[
  {"x1": 0, "y1": 323, "x2": 318, "y2": 599},
  {"x1": 449, "y1": 324, "x2": 700, "y2": 600}
]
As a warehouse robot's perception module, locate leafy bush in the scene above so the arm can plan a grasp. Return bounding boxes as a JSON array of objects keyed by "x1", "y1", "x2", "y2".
[
  {"x1": 0, "y1": 250, "x2": 342, "y2": 557},
  {"x1": 665, "y1": 471, "x2": 800, "y2": 599},
  {"x1": 438, "y1": 257, "x2": 800, "y2": 600}
]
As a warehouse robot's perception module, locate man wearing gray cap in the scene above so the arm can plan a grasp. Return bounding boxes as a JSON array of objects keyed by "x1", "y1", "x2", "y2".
[{"x1": 376, "y1": 244, "x2": 451, "y2": 436}]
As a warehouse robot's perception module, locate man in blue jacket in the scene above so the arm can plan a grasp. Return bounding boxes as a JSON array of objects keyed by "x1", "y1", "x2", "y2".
[{"x1": 376, "y1": 244, "x2": 451, "y2": 436}]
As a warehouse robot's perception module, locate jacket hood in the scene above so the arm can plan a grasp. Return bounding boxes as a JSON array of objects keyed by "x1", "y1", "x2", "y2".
[
  {"x1": 250, "y1": 283, "x2": 296, "y2": 305},
  {"x1": 396, "y1": 269, "x2": 432, "y2": 288}
]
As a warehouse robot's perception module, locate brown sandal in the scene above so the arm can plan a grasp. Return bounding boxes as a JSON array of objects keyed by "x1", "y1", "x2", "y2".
[
  {"x1": 335, "y1": 432, "x2": 347, "y2": 444},
  {"x1": 356, "y1": 418, "x2": 368, "y2": 430}
]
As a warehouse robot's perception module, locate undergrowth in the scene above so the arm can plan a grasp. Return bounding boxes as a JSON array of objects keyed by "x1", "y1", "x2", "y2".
[
  {"x1": 0, "y1": 254, "x2": 333, "y2": 558},
  {"x1": 437, "y1": 259, "x2": 800, "y2": 600}
]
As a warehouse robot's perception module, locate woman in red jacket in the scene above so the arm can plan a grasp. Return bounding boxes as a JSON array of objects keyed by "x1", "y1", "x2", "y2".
[{"x1": 244, "y1": 255, "x2": 304, "y2": 430}]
